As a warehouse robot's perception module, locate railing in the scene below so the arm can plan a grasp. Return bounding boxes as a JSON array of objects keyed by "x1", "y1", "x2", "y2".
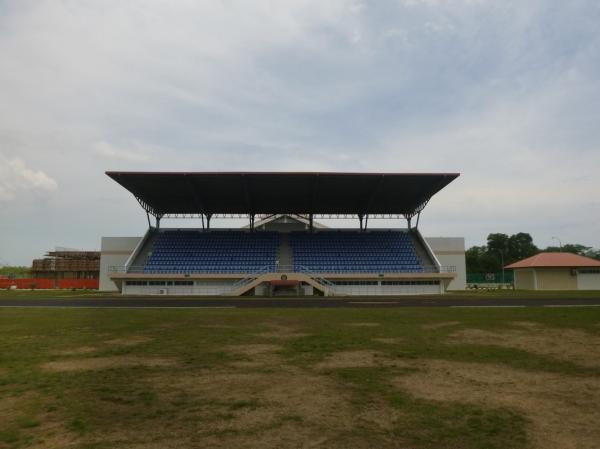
[
  {"x1": 433, "y1": 266, "x2": 457, "y2": 273},
  {"x1": 108, "y1": 265, "x2": 278, "y2": 274},
  {"x1": 108, "y1": 264, "x2": 457, "y2": 275},
  {"x1": 224, "y1": 265, "x2": 337, "y2": 295},
  {"x1": 229, "y1": 266, "x2": 272, "y2": 292},
  {"x1": 295, "y1": 266, "x2": 337, "y2": 292}
]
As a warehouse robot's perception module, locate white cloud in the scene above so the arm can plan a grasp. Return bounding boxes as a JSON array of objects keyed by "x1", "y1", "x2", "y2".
[
  {"x1": 0, "y1": 154, "x2": 58, "y2": 201},
  {"x1": 93, "y1": 141, "x2": 151, "y2": 162}
]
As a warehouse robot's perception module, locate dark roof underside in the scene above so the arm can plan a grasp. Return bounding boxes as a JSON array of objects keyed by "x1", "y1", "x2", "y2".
[{"x1": 106, "y1": 172, "x2": 459, "y2": 216}]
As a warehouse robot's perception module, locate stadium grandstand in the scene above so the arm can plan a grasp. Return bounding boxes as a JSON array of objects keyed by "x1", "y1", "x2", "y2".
[{"x1": 100, "y1": 172, "x2": 466, "y2": 296}]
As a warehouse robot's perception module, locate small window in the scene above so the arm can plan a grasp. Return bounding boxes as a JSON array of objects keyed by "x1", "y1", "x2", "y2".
[
  {"x1": 126, "y1": 280, "x2": 148, "y2": 286},
  {"x1": 174, "y1": 281, "x2": 193, "y2": 286}
]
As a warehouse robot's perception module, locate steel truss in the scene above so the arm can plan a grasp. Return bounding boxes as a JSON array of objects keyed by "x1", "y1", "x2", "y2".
[
  {"x1": 161, "y1": 213, "x2": 407, "y2": 219},
  {"x1": 134, "y1": 201, "x2": 434, "y2": 231}
]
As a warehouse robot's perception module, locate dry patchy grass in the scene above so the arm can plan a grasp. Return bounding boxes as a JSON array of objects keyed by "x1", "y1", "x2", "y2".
[
  {"x1": 449, "y1": 324, "x2": 600, "y2": 368},
  {"x1": 253, "y1": 323, "x2": 312, "y2": 340},
  {"x1": 3, "y1": 307, "x2": 600, "y2": 449},
  {"x1": 421, "y1": 320, "x2": 461, "y2": 330},
  {"x1": 224, "y1": 344, "x2": 282, "y2": 356},
  {"x1": 51, "y1": 346, "x2": 98, "y2": 356},
  {"x1": 0, "y1": 393, "x2": 80, "y2": 449},
  {"x1": 393, "y1": 359, "x2": 600, "y2": 449},
  {"x1": 371, "y1": 337, "x2": 405, "y2": 344},
  {"x1": 345, "y1": 322, "x2": 381, "y2": 327},
  {"x1": 105, "y1": 336, "x2": 153, "y2": 347},
  {"x1": 150, "y1": 365, "x2": 401, "y2": 448},
  {"x1": 41, "y1": 356, "x2": 177, "y2": 372},
  {"x1": 314, "y1": 350, "x2": 399, "y2": 369}
]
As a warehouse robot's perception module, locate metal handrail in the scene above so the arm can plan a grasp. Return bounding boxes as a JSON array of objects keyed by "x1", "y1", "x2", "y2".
[
  {"x1": 229, "y1": 266, "x2": 272, "y2": 291},
  {"x1": 108, "y1": 265, "x2": 277, "y2": 274},
  {"x1": 295, "y1": 266, "x2": 336, "y2": 290},
  {"x1": 108, "y1": 264, "x2": 457, "y2": 275}
]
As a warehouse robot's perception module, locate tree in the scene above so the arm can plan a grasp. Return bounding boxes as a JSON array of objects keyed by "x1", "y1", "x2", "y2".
[
  {"x1": 466, "y1": 232, "x2": 539, "y2": 273},
  {"x1": 466, "y1": 232, "x2": 600, "y2": 273},
  {"x1": 487, "y1": 233, "x2": 510, "y2": 256},
  {"x1": 584, "y1": 248, "x2": 600, "y2": 260},
  {"x1": 542, "y1": 244, "x2": 600, "y2": 260},
  {"x1": 0, "y1": 266, "x2": 31, "y2": 278},
  {"x1": 466, "y1": 246, "x2": 486, "y2": 273},
  {"x1": 543, "y1": 244, "x2": 590, "y2": 255},
  {"x1": 466, "y1": 245, "x2": 503, "y2": 273},
  {"x1": 507, "y1": 233, "x2": 538, "y2": 263},
  {"x1": 479, "y1": 252, "x2": 503, "y2": 273}
]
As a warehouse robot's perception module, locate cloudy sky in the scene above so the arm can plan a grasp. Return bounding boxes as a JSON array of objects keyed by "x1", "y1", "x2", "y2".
[{"x1": 1, "y1": 0, "x2": 599, "y2": 265}]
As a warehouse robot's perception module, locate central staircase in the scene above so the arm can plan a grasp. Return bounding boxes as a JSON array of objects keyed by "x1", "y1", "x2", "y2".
[{"x1": 277, "y1": 233, "x2": 293, "y2": 270}]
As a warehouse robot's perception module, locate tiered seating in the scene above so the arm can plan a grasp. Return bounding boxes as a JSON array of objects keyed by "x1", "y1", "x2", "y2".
[
  {"x1": 289, "y1": 231, "x2": 422, "y2": 273},
  {"x1": 144, "y1": 230, "x2": 279, "y2": 274}
]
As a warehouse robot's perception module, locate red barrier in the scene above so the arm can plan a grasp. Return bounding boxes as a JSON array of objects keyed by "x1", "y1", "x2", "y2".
[
  {"x1": 0, "y1": 278, "x2": 99, "y2": 290},
  {"x1": 57, "y1": 279, "x2": 99, "y2": 289},
  {"x1": 0, "y1": 278, "x2": 54, "y2": 289}
]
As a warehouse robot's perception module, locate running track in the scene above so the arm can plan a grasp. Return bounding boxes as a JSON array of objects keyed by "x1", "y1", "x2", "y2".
[{"x1": 1, "y1": 296, "x2": 600, "y2": 308}]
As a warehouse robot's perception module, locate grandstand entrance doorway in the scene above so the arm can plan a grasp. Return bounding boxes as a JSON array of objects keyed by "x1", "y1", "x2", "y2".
[{"x1": 269, "y1": 279, "x2": 301, "y2": 296}]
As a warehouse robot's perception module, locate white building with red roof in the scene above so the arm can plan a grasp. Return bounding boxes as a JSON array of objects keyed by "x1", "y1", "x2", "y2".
[{"x1": 505, "y1": 252, "x2": 600, "y2": 290}]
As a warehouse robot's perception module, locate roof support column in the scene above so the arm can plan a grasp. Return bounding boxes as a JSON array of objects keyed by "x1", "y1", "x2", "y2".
[
  {"x1": 146, "y1": 211, "x2": 152, "y2": 229},
  {"x1": 249, "y1": 214, "x2": 255, "y2": 231},
  {"x1": 206, "y1": 214, "x2": 212, "y2": 230},
  {"x1": 309, "y1": 214, "x2": 314, "y2": 232},
  {"x1": 358, "y1": 214, "x2": 364, "y2": 231}
]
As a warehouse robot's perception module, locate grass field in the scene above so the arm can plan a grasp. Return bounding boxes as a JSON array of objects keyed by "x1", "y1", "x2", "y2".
[{"x1": 1, "y1": 307, "x2": 600, "y2": 448}]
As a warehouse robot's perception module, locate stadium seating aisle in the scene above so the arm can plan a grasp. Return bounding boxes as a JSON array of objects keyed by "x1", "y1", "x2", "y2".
[
  {"x1": 289, "y1": 231, "x2": 423, "y2": 273},
  {"x1": 144, "y1": 230, "x2": 279, "y2": 274}
]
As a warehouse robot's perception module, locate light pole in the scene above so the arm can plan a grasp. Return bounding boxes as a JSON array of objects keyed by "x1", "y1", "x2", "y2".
[
  {"x1": 497, "y1": 249, "x2": 505, "y2": 284},
  {"x1": 551, "y1": 236, "x2": 562, "y2": 252}
]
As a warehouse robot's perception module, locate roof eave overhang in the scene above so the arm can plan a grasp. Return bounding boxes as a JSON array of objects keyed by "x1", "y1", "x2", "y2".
[{"x1": 106, "y1": 171, "x2": 460, "y2": 217}]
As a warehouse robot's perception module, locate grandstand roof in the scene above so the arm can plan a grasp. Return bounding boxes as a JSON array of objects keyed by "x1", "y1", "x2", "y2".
[
  {"x1": 505, "y1": 252, "x2": 600, "y2": 269},
  {"x1": 106, "y1": 171, "x2": 459, "y2": 217}
]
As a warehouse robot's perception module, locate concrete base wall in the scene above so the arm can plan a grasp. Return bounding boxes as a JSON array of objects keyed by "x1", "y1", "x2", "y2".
[
  {"x1": 254, "y1": 283, "x2": 270, "y2": 296},
  {"x1": 514, "y1": 269, "x2": 535, "y2": 290},
  {"x1": 123, "y1": 280, "x2": 236, "y2": 295},
  {"x1": 333, "y1": 282, "x2": 442, "y2": 296},
  {"x1": 536, "y1": 268, "x2": 577, "y2": 290}
]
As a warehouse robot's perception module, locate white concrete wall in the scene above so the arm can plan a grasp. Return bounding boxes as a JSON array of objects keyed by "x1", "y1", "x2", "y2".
[
  {"x1": 333, "y1": 282, "x2": 441, "y2": 296},
  {"x1": 254, "y1": 283, "x2": 270, "y2": 296},
  {"x1": 99, "y1": 237, "x2": 142, "y2": 291},
  {"x1": 303, "y1": 284, "x2": 314, "y2": 296},
  {"x1": 122, "y1": 280, "x2": 235, "y2": 295},
  {"x1": 577, "y1": 271, "x2": 600, "y2": 290},
  {"x1": 425, "y1": 237, "x2": 466, "y2": 291}
]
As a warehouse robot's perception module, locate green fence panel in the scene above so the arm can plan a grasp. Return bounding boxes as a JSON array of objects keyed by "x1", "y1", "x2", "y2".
[{"x1": 467, "y1": 272, "x2": 514, "y2": 284}]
